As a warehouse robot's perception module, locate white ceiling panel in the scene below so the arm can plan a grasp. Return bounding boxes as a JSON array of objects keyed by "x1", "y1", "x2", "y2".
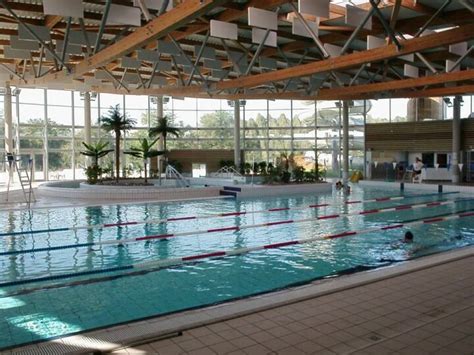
[
  {"x1": 107, "y1": 4, "x2": 141, "y2": 27},
  {"x1": 292, "y1": 17, "x2": 318, "y2": 38},
  {"x1": 252, "y1": 28, "x2": 277, "y2": 47},
  {"x1": 346, "y1": 5, "x2": 372, "y2": 31},
  {"x1": 210, "y1": 20, "x2": 238, "y2": 40},
  {"x1": 298, "y1": 0, "x2": 329, "y2": 18},
  {"x1": 248, "y1": 7, "x2": 278, "y2": 31},
  {"x1": 43, "y1": 0, "x2": 84, "y2": 18}
]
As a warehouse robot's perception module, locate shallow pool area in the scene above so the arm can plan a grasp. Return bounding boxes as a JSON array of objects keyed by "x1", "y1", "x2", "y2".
[{"x1": 0, "y1": 184, "x2": 473, "y2": 350}]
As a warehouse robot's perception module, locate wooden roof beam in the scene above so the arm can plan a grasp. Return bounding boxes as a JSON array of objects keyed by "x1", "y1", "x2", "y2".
[
  {"x1": 316, "y1": 69, "x2": 474, "y2": 99},
  {"x1": 211, "y1": 24, "x2": 474, "y2": 92}
]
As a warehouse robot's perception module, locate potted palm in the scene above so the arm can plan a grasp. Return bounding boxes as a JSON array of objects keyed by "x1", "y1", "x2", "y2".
[
  {"x1": 100, "y1": 105, "x2": 136, "y2": 183},
  {"x1": 124, "y1": 137, "x2": 165, "y2": 184},
  {"x1": 80, "y1": 140, "x2": 113, "y2": 184}
]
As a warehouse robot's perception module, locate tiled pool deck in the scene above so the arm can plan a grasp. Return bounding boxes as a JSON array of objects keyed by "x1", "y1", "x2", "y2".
[{"x1": 7, "y1": 247, "x2": 473, "y2": 354}]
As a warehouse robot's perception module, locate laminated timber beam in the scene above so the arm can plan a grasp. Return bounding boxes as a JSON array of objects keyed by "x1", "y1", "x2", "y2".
[
  {"x1": 212, "y1": 24, "x2": 474, "y2": 92},
  {"x1": 315, "y1": 69, "x2": 474, "y2": 99}
]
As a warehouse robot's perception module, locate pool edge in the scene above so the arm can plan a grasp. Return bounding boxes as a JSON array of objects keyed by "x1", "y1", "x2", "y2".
[{"x1": 7, "y1": 246, "x2": 473, "y2": 355}]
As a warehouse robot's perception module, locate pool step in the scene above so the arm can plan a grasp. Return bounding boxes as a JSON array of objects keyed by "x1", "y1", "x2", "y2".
[{"x1": 219, "y1": 186, "x2": 242, "y2": 197}]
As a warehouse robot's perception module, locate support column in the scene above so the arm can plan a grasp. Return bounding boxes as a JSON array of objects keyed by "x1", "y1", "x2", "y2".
[
  {"x1": 452, "y1": 95, "x2": 462, "y2": 184},
  {"x1": 4, "y1": 83, "x2": 13, "y2": 154},
  {"x1": 233, "y1": 100, "x2": 241, "y2": 168},
  {"x1": 84, "y1": 92, "x2": 92, "y2": 167},
  {"x1": 156, "y1": 96, "x2": 164, "y2": 176},
  {"x1": 44, "y1": 89, "x2": 49, "y2": 180},
  {"x1": 342, "y1": 101, "x2": 350, "y2": 186}
]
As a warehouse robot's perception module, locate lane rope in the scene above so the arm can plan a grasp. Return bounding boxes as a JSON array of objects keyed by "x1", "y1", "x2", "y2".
[
  {"x1": 0, "y1": 191, "x2": 459, "y2": 237},
  {"x1": 2, "y1": 197, "x2": 471, "y2": 257},
  {"x1": 1, "y1": 208, "x2": 472, "y2": 288}
]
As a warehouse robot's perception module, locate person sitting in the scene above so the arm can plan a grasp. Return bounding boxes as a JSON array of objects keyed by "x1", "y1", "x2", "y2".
[
  {"x1": 335, "y1": 180, "x2": 343, "y2": 190},
  {"x1": 412, "y1": 157, "x2": 423, "y2": 182}
]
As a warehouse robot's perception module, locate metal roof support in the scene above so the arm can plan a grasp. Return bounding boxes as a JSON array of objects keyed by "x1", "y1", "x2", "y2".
[
  {"x1": 170, "y1": 55, "x2": 185, "y2": 86},
  {"x1": 0, "y1": 63, "x2": 24, "y2": 81},
  {"x1": 37, "y1": 45, "x2": 45, "y2": 77},
  {"x1": 29, "y1": 53, "x2": 37, "y2": 78},
  {"x1": 396, "y1": 32, "x2": 438, "y2": 74},
  {"x1": 61, "y1": 17, "x2": 72, "y2": 69},
  {"x1": 0, "y1": 1, "x2": 70, "y2": 72},
  {"x1": 136, "y1": 70, "x2": 146, "y2": 88},
  {"x1": 137, "y1": 0, "x2": 153, "y2": 21},
  {"x1": 349, "y1": 64, "x2": 366, "y2": 86},
  {"x1": 244, "y1": 29, "x2": 271, "y2": 76},
  {"x1": 147, "y1": 59, "x2": 160, "y2": 88},
  {"x1": 415, "y1": 0, "x2": 452, "y2": 37},
  {"x1": 94, "y1": 0, "x2": 112, "y2": 54},
  {"x1": 289, "y1": 2, "x2": 329, "y2": 59},
  {"x1": 103, "y1": 67, "x2": 129, "y2": 92},
  {"x1": 368, "y1": 66, "x2": 383, "y2": 83},
  {"x1": 220, "y1": 38, "x2": 242, "y2": 76},
  {"x1": 448, "y1": 46, "x2": 474, "y2": 73},
  {"x1": 369, "y1": 0, "x2": 401, "y2": 50},
  {"x1": 119, "y1": 67, "x2": 128, "y2": 87},
  {"x1": 186, "y1": 30, "x2": 210, "y2": 86},
  {"x1": 341, "y1": 2, "x2": 378, "y2": 55},
  {"x1": 158, "y1": 0, "x2": 170, "y2": 16},
  {"x1": 169, "y1": 34, "x2": 208, "y2": 88},
  {"x1": 282, "y1": 49, "x2": 308, "y2": 92},
  {"x1": 79, "y1": 18, "x2": 92, "y2": 56}
]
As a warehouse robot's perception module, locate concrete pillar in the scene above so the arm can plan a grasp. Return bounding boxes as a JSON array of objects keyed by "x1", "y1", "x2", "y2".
[
  {"x1": 233, "y1": 100, "x2": 241, "y2": 168},
  {"x1": 44, "y1": 89, "x2": 49, "y2": 180},
  {"x1": 4, "y1": 83, "x2": 13, "y2": 154},
  {"x1": 452, "y1": 95, "x2": 462, "y2": 184},
  {"x1": 342, "y1": 101, "x2": 350, "y2": 185},
  {"x1": 156, "y1": 96, "x2": 164, "y2": 175},
  {"x1": 84, "y1": 92, "x2": 92, "y2": 145},
  {"x1": 83, "y1": 92, "x2": 92, "y2": 167}
]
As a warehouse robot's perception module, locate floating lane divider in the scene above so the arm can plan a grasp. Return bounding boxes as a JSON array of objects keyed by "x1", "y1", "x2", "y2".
[
  {"x1": 1, "y1": 209, "x2": 472, "y2": 288},
  {"x1": 2, "y1": 198, "x2": 471, "y2": 257},
  {"x1": 0, "y1": 191, "x2": 459, "y2": 238}
]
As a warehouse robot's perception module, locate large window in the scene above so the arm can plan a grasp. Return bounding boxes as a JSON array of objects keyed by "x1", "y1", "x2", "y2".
[{"x1": 2, "y1": 89, "x2": 397, "y2": 180}]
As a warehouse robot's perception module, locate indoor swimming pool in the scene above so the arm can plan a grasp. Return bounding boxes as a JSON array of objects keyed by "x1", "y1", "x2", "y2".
[{"x1": 0, "y1": 185, "x2": 473, "y2": 349}]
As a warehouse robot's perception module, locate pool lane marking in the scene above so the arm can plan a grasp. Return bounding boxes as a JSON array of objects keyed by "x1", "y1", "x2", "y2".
[
  {"x1": 1, "y1": 209, "x2": 472, "y2": 288},
  {"x1": 0, "y1": 191, "x2": 459, "y2": 237},
  {"x1": 2, "y1": 198, "x2": 472, "y2": 256}
]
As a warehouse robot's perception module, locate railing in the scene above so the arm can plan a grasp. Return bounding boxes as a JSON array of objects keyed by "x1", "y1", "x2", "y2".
[
  {"x1": 211, "y1": 166, "x2": 243, "y2": 179},
  {"x1": 164, "y1": 164, "x2": 190, "y2": 187}
]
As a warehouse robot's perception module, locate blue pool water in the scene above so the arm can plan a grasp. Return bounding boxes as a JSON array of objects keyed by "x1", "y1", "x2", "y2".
[{"x1": 0, "y1": 185, "x2": 473, "y2": 349}]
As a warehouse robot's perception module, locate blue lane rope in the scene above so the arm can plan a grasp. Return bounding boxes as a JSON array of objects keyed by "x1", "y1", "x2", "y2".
[
  {"x1": 0, "y1": 242, "x2": 95, "y2": 256},
  {"x1": 0, "y1": 191, "x2": 460, "y2": 238}
]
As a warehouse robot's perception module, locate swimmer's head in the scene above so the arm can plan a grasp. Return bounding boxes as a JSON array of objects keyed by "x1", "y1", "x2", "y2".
[{"x1": 404, "y1": 231, "x2": 414, "y2": 242}]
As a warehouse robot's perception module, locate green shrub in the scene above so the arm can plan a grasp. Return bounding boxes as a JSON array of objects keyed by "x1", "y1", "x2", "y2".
[{"x1": 85, "y1": 165, "x2": 102, "y2": 184}]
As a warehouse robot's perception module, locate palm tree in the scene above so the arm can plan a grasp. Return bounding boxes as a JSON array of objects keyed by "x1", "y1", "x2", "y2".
[
  {"x1": 149, "y1": 115, "x2": 180, "y2": 152},
  {"x1": 100, "y1": 105, "x2": 136, "y2": 182},
  {"x1": 124, "y1": 138, "x2": 164, "y2": 183},
  {"x1": 149, "y1": 115, "x2": 180, "y2": 178},
  {"x1": 80, "y1": 140, "x2": 113, "y2": 167}
]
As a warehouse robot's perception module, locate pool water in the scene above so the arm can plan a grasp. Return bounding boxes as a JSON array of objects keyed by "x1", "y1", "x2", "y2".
[{"x1": 0, "y1": 185, "x2": 473, "y2": 349}]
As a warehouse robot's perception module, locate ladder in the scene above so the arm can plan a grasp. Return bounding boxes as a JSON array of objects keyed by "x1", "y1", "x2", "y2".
[
  {"x1": 164, "y1": 164, "x2": 190, "y2": 187},
  {"x1": 6, "y1": 153, "x2": 36, "y2": 207}
]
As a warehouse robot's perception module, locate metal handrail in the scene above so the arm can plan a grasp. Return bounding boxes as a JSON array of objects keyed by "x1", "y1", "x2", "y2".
[{"x1": 164, "y1": 164, "x2": 190, "y2": 187}]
